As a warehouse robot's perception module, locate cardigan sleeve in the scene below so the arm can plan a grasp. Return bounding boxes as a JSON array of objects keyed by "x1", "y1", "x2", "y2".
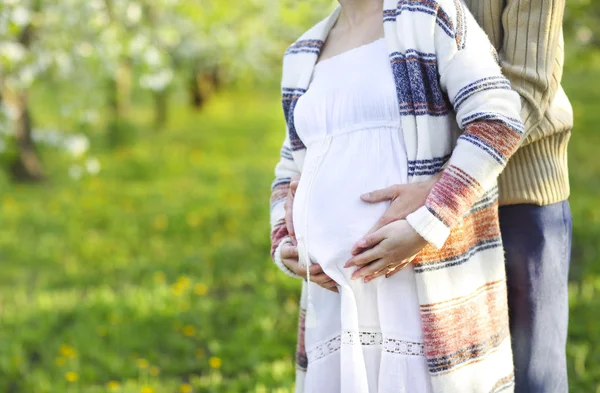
[
  {"x1": 405, "y1": 1, "x2": 524, "y2": 249},
  {"x1": 269, "y1": 131, "x2": 303, "y2": 279}
]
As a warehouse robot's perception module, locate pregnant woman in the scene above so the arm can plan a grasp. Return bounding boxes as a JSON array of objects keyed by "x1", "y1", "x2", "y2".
[{"x1": 269, "y1": 0, "x2": 523, "y2": 392}]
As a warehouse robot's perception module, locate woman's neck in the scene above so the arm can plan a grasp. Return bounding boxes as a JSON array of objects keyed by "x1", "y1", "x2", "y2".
[{"x1": 337, "y1": 0, "x2": 383, "y2": 29}]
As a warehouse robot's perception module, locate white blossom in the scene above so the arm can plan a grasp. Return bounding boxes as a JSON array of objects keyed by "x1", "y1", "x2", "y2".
[
  {"x1": 577, "y1": 27, "x2": 593, "y2": 45},
  {"x1": 85, "y1": 157, "x2": 101, "y2": 175},
  {"x1": 11, "y1": 7, "x2": 31, "y2": 27},
  {"x1": 143, "y1": 47, "x2": 162, "y2": 67},
  {"x1": 64, "y1": 134, "x2": 90, "y2": 158},
  {"x1": 0, "y1": 42, "x2": 27, "y2": 63},
  {"x1": 126, "y1": 3, "x2": 142, "y2": 24},
  {"x1": 139, "y1": 69, "x2": 173, "y2": 91}
]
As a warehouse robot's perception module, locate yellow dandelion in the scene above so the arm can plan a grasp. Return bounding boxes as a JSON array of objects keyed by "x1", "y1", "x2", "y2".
[
  {"x1": 186, "y1": 212, "x2": 201, "y2": 228},
  {"x1": 179, "y1": 383, "x2": 193, "y2": 393},
  {"x1": 149, "y1": 366, "x2": 160, "y2": 376},
  {"x1": 177, "y1": 276, "x2": 191, "y2": 288},
  {"x1": 107, "y1": 381, "x2": 121, "y2": 390},
  {"x1": 152, "y1": 214, "x2": 169, "y2": 231},
  {"x1": 2, "y1": 196, "x2": 16, "y2": 210},
  {"x1": 182, "y1": 325, "x2": 195, "y2": 337},
  {"x1": 137, "y1": 358, "x2": 149, "y2": 369},
  {"x1": 209, "y1": 356, "x2": 222, "y2": 369},
  {"x1": 140, "y1": 387, "x2": 155, "y2": 393},
  {"x1": 171, "y1": 283, "x2": 185, "y2": 296},
  {"x1": 60, "y1": 345, "x2": 77, "y2": 358},
  {"x1": 194, "y1": 283, "x2": 208, "y2": 296},
  {"x1": 65, "y1": 371, "x2": 78, "y2": 382},
  {"x1": 154, "y1": 271, "x2": 166, "y2": 284},
  {"x1": 56, "y1": 357, "x2": 66, "y2": 366},
  {"x1": 195, "y1": 348, "x2": 206, "y2": 359}
]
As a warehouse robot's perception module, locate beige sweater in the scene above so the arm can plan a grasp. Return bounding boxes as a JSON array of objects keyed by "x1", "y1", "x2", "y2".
[{"x1": 464, "y1": 0, "x2": 573, "y2": 206}]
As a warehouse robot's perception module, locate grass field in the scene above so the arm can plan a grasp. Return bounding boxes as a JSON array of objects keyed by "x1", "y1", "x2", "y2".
[{"x1": 0, "y1": 64, "x2": 598, "y2": 392}]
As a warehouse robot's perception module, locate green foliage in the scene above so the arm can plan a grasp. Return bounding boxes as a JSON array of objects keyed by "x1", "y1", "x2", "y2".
[{"x1": 0, "y1": 88, "x2": 302, "y2": 392}]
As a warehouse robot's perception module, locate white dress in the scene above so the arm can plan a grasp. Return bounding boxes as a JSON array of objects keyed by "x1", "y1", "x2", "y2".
[{"x1": 292, "y1": 38, "x2": 434, "y2": 393}]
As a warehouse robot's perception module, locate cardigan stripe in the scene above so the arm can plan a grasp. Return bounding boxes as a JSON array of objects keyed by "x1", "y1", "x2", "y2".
[
  {"x1": 462, "y1": 112, "x2": 525, "y2": 134},
  {"x1": 414, "y1": 203, "x2": 501, "y2": 272},
  {"x1": 285, "y1": 40, "x2": 324, "y2": 56},
  {"x1": 389, "y1": 51, "x2": 451, "y2": 117},
  {"x1": 415, "y1": 239, "x2": 502, "y2": 273},
  {"x1": 421, "y1": 281, "x2": 509, "y2": 371},
  {"x1": 392, "y1": 1, "x2": 455, "y2": 38},
  {"x1": 454, "y1": 77, "x2": 512, "y2": 110},
  {"x1": 490, "y1": 373, "x2": 516, "y2": 393},
  {"x1": 408, "y1": 154, "x2": 451, "y2": 176}
]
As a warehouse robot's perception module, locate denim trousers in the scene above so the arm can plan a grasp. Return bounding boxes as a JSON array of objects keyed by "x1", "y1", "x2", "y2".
[{"x1": 499, "y1": 201, "x2": 572, "y2": 393}]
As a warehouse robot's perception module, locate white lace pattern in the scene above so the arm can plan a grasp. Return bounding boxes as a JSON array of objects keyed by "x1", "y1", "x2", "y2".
[{"x1": 307, "y1": 331, "x2": 425, "y2": 363}]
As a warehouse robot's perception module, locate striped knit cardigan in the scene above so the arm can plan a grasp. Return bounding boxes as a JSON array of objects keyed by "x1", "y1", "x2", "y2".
[{"x1": 269, "y1": 1, "x2": 524, "y2": 392}]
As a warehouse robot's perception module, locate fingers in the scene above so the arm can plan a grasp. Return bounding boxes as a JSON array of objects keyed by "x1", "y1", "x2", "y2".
[
  {"x1": 368, "y1": 261, "x2": 408, "y2": 282},
  {"x1": 351, "y1": 259, "x2": 386, "y2": 281},
  {"x1": 347, "y1": 230, "x2": 386, "y2": 263},
  {"x1": 290, "y1": 180, "x2": 299, "y2": 195},
  {"x1": 360, "y1": 185, "x2": 403, "y2": 203},
  {"x1": 280, "y1": 243, "x2": 298, "y2": 259},
  {"x1": 313, "y1": 276, "x2": 339, "y2": 293},
  {"x1": 385, "y1": 265, "x2": 402, "y2": 278},
  {"x1": 285, "y1": 188, "x2": 296, "y2": 239},
  {"x1": 345, "y1": 244, "x2": 384, "y2": 268},
  {"x1": 310, "y1": 272, "x2": 334, "y2": 285},
  {"x1": 351, "y1": 222, "x2": 391, "y2": 255},
  {"x1": 386, "y1": 256, "x2": 417, "y2": 278}
]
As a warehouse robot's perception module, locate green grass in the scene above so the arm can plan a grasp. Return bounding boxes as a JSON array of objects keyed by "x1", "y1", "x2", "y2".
[{"x1": 0, "y1": 64, "x2": 598, "y2": 392}]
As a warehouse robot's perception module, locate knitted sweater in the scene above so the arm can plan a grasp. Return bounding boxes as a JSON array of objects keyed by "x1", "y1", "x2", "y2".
[
  {"x1": 463, "y1": 0, "x2": 573, "y2": 206},
  {"x1": 269, "y1": 0, "x2": 524, "y2": 392}
]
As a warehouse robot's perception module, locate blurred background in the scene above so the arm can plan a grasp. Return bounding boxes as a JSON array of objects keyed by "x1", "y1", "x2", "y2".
[{"x1": 0, "y1": 1, "x2": 598, "y2": 392}]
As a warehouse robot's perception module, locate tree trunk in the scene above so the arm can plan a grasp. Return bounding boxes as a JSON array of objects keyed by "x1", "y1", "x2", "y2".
[
  {"x1": 4, "y1": 0, "x2": 44, "y2": 182},
  {"x1": 108, "y1": 60, "x2": 132, "y2": 121},
  {"x1": 153, "y1": 89, "x2": 168, "y2": 129},
  {"x1": 5, "y1": 89, "x2": 44, "y2": 182},
  {"x1": 189, "y1": 69, "x2": 206, "y2": 110}
]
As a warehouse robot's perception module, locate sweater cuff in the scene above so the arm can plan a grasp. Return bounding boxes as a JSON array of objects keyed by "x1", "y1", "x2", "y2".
[
  {"x1": 405, "y1": 206, "x2": 451, "y2": 250},
  {"x1": 273, "y1": 236, "x2": 303, "y2": 279}
]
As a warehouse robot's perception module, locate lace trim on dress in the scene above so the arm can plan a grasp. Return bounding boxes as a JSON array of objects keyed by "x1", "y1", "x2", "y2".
[{"x1": 306, "y1": 332, "x2": 425, "y2": 362}]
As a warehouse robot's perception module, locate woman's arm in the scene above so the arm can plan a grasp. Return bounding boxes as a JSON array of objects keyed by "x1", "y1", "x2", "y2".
[
  {"x1": 405, "y1": 0, "x2": 524, "y2": 249},
  {"x1": 270, "y1": 133, "x2": 303, "y2": 278}
]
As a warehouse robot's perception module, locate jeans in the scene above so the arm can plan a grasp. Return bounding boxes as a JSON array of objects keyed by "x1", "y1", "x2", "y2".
[{"x1": 499, "y1": 201, "x2": 572, "y2": 393}]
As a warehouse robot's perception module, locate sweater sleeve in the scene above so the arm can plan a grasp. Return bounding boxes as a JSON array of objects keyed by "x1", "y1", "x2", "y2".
[
  {"x1": 269, "y1": 131, "x2": 303, "y2": 279},
  {"x1": 405, "y1": 0, "x2": 524, "y2": 249},
  {"x1": 501, "y1": 0, "x2": 566, "y2": 144}
]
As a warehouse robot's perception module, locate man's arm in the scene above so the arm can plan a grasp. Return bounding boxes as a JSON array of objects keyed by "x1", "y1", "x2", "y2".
[{"x1": 501, "y1": 0, "x2": 566, "y2": 143}]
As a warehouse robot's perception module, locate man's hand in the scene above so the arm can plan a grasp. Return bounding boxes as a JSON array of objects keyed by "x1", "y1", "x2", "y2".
[
  {"x1": 280, "y1": 241, "x2": 338, "y2": 292},
  {"x1": 344, "y1": 220, "x2": 428, "y2": 282}
]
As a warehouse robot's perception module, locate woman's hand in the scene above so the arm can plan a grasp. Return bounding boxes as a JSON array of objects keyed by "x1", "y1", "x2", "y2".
[
  {"x1": 280, "y1": 223, "x2": 339, "y2": 293},
  {"x1": 344, "y1": 220, "x2": 428, "y2": 283},
  {"x1": 284, "y1": 177, "x2": 300, "y2": 241}
]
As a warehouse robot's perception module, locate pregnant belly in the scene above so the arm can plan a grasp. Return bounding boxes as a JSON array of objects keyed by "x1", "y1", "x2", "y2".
[{"x1": 293, "y1": 129, "x2": 408, "y2": 275}]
